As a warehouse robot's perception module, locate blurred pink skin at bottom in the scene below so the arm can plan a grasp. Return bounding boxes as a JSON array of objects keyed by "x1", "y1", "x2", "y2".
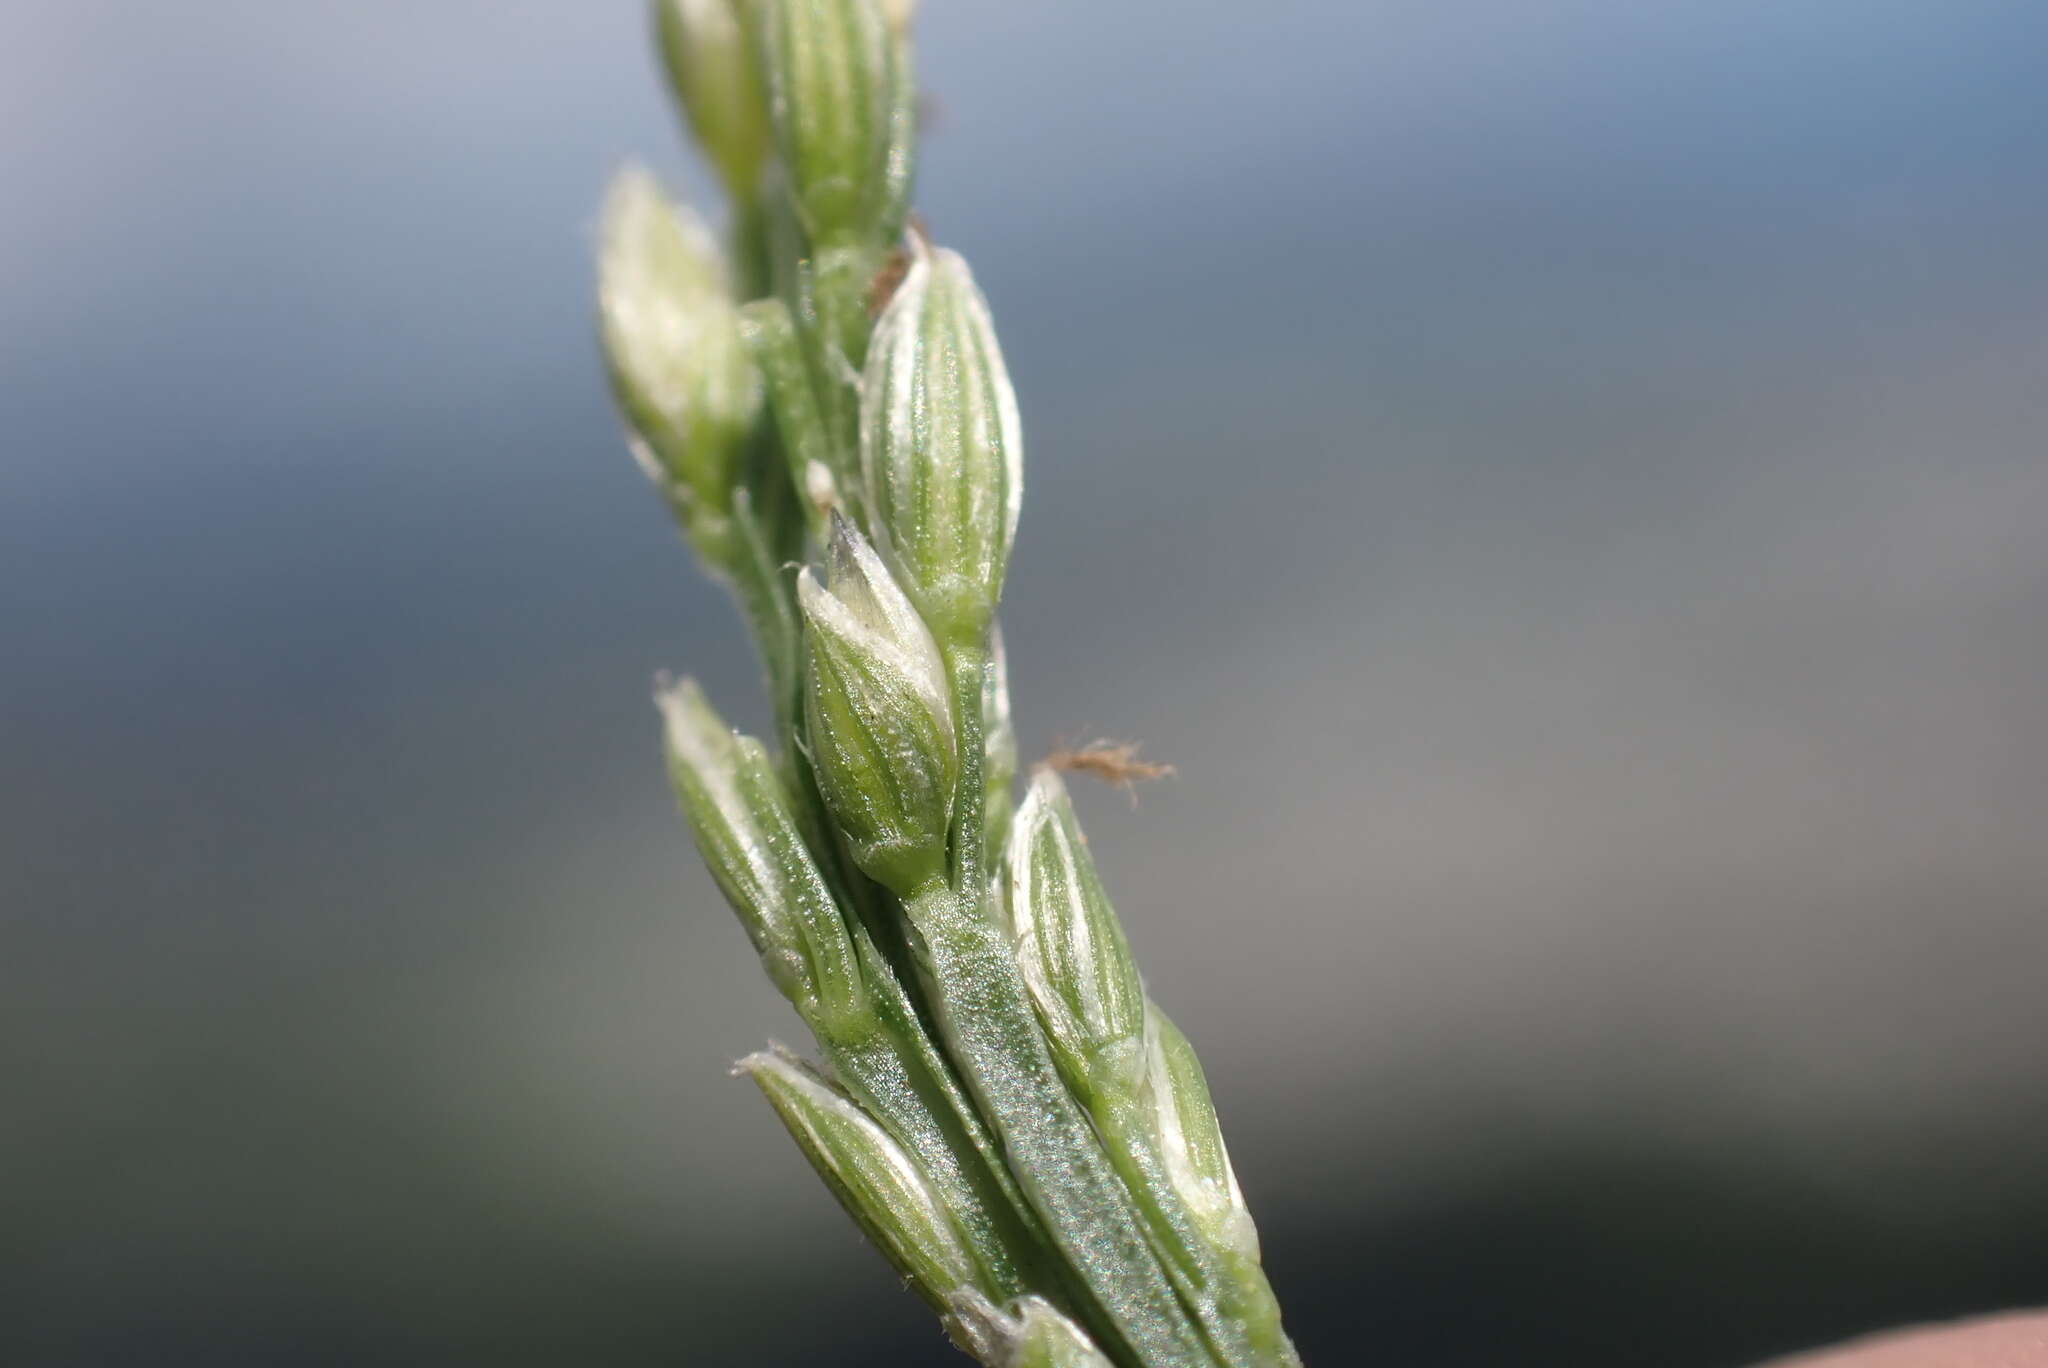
[{"x1": 1765, "y1": 1311, "x2": 2048, "y2": 1367}]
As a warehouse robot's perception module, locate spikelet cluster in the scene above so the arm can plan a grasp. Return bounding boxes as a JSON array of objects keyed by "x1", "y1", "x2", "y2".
[{"x1": 598, "y1": 5, "x2": 1297, "y2": 1364}]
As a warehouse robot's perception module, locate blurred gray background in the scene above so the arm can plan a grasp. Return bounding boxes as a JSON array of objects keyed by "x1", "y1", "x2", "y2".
[{"x1": 6, "y1": 1, "x2": 2046, "y2": 1363}]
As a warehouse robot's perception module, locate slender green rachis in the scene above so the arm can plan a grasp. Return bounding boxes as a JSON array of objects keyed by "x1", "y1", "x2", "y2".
[{"x1": 598, "y1": 3, "x2": 1299, "y2": 1363}]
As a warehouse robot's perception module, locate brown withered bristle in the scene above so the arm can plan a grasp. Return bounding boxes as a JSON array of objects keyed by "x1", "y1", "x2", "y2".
[
  {"x1": 1045, "y1": 738, "x2": 1176, "y2": 806},
  {"x1": 868, "y1": 241, "x2": 914, "y2": 316}
]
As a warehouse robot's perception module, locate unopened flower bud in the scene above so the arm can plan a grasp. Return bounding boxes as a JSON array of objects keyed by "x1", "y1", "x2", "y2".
[
  {"x1": 799, "y1": 516, "x2": 957, "y2": 894},
  {"x1": 1143, "y1": 1002, "x2": 1258, "y2": 1263},
  {"x1": 653, "y1": 0, "x2": 771, "y2": 199},
  {"x1": 658, "y1": 678, "x2": 866, "y2": 1034},
  {"x1": 750, "y1": 0, "x2": 910, "y2": 248},
  {"x1": 742, "y1": 1044, "x2": 983, "y2": 1307},
  {"x1": 861, "y1": 240, "x2": 1021, "y2": 649},
  {"x1": 1007, "y1": 771, "x2": 1146, "y2": 1099},
  {"x1": 597, "y1": 169, "x2": 760, "y2": 538}
]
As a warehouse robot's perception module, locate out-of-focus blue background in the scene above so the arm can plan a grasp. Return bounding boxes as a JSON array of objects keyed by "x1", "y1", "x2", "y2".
[{"x1": 7, "y1": 2, "x2": 2046, "y2": 1363}]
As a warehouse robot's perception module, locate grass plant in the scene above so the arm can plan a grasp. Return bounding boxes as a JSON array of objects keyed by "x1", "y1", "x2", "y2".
[{"x1": 598, "y1": 5, "x2": 1299, "y2": 1362}]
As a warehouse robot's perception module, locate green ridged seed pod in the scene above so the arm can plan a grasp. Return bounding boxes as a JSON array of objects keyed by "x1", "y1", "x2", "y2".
[
  {"x1": 1006, "y1": 770, "x2": 1147, "y2": 1101},
  {"x1": 596, "y1": 168, "x2": 760, "y2": 558},
  {"x1": 653, "y1": 0, "x2": 772, "y2": 201},
  {"x1": 860, "y1": 239, "x2": 1022, "y2": 651},
  {"x1": 798, "y1": 515, "x2": 957, "y2": 894},
  {"x1": 748, "y1": 0, "x2": 911, "y2": 248},
  {"x1": 1144, "y1": 1003, "x2": 1259, "y2": 1264},
  {"x1": 741, "y1": 1044, "x2": 984, "y2": 1310},
  {"x1": 657, "y1": 679, "x2": 867, "y2": 1036}
]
